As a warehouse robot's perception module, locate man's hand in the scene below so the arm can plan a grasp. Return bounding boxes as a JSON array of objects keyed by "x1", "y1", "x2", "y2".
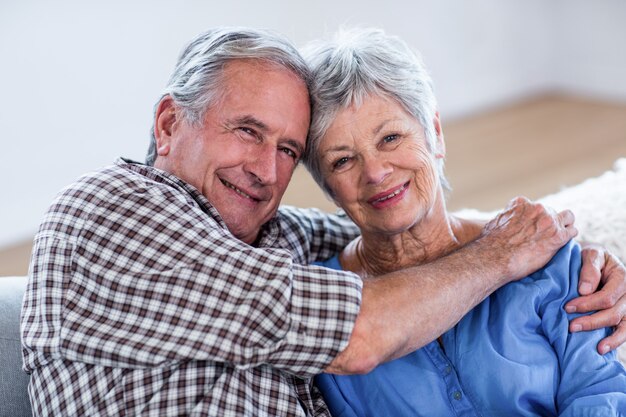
[
  {"x1": 565, "y1": 244, "x2": 626, "y2": 354},
  {"x1": 480, "y1": 197, "x2": 578, "y2": 283}
]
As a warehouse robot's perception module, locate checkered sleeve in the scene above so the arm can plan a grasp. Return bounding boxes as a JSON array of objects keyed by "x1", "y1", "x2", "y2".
[
  {"x1": 23, "y1": 166, "x2": 362, "y2": 381},
  {"x1": 277, "y1": 206, "x2": 361, "y2": 264}
]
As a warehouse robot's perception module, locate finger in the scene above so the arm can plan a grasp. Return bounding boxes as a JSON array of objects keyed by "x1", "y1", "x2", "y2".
[
  {"x1": 557, "y1": 209, "x2": 575, "y2": 228},
  {"x1": 565, "y1": 277, "x2": 625, "y2": 313},
  {"x1": 569, "y1": 302, "x2": 625, "y2": 332},
  {"x1": 507, "y1": 196, "x2": 530, "y2": 209},
  {"x1": 577, "y1": 247, "x2": 605, "y2": 295},
  {"x1": 564, "y1": 225, "x2": 578, "y2": 241},
  {"x1": 596, "y1": 319, "x2": 626, "y2": 355}
]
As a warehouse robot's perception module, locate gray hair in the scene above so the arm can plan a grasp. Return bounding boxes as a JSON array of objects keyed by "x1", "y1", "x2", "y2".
[
  {"x1": 146, "y1": 27, "x2": 311, "y2": 166},
  {"x1": 301, "y1": 27, "x2": 449, "y2": 197}
]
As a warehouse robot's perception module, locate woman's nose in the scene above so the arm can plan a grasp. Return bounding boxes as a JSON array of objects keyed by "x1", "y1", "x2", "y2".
[{"x1": 361, "y1": 154, "x2": 391, "y2": 185}]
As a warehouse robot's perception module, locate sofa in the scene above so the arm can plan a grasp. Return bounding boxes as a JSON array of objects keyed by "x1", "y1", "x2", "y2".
[
  {"x1": 0, "y1": 276, "x2": 31, "y2": 417},
  {"x1": 1, "y1": 160, "x2": 625, "y2": 416}
]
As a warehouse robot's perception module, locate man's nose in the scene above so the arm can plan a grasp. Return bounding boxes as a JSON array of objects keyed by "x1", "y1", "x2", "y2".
[{"x1": 246, "y1": 144, "x2": 278, "y2": 185}]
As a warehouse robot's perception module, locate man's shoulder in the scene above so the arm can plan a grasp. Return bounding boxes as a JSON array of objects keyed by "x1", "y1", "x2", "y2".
[
  {"x1": 277, "y1": 205, "x2": 332, "y2": 225},
  {"x1": 273, "y1": 206, "x2": 358, "y2": 263},
  {"x1": 275, "y1": 205, "x2": 357, "y2": 242},
  {"x1": 40, "y1": 160, "x2": 216, "y2": 236},
  {"x1": 56, "y1": 160, "x2": 194, "y2": 207},
  {"x1": 58, "y1": 161, "x2": 150, "y2": 199},
  {"x1": 277, "y1": 206, "x2": 352, "y2": 229}
]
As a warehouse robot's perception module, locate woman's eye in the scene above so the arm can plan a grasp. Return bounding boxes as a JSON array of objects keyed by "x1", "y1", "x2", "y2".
[
  {"x1": 333, "y1": 157, "x2": 350, "y2": 169},
  {"x1": 383, "y1": 134, "x2": 399, "y2": 143}
]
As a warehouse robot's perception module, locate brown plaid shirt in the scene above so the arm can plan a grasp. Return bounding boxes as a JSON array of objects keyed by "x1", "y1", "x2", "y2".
[{"x1": 21, "y1": 159, "x2": 362, "y2": 416}]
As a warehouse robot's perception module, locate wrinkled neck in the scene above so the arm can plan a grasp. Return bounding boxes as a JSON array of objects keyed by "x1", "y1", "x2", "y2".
[{"x1": 341, "y1": 194, "x2": 474, "y2": 277}]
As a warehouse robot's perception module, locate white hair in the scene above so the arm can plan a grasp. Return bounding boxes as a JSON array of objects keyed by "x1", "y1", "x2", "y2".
[
  {"x1": 146, "y1": 27, "x2": 311, "y2": 165},
  {"x1": 301, "y1": 27, "x2": 449, "y2": 196}
]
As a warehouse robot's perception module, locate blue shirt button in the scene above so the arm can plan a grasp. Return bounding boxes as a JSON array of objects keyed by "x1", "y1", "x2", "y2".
[
  {"x1": 453, "y1": 391, "x2": 462, "y2": 401},
  {"x1": 444, "y1": 366, "x2": 452, "y2": 375}
]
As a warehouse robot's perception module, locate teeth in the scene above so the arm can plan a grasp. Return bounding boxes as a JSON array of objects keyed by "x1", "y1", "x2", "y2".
[
  {"x1": 222, "y1": 180, "x2": 253, "y2": 200},
  {"x1": 374, "y1": 183, "x2": 407, "y2": 203}
]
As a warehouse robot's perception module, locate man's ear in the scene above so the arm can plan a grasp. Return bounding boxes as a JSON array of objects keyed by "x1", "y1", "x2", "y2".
[
  {"x1": 433, "y1": 111, "x2": 445, "y2": 159},
  {"x1": 154, "y1": 96, "x2": 178, "y2": 156}
]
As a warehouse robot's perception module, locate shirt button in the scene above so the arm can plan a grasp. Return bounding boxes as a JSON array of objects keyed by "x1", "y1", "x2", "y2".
[
  {"x1": 453, "y1": 391, "x2": 462, "y2": 401},
  {"x1": 444, "y1": 366, "x2": 452, "y2": 375}
]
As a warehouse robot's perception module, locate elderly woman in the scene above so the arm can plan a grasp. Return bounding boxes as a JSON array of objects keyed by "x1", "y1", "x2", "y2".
[{"x1": 302, "y1": 28, "x2": 626, "y2": 416}]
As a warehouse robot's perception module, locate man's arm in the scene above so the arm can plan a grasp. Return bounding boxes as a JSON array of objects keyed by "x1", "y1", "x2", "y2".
[
  {"x1": 454, "y1": 208, "x2": 626, "y2": 354},
  {"x1": 327, "y1": 197, "x2": 578, "y2": 374},
  {"x1": 22, "y1": 168, "x2": 364, "y2": 379},
  {"x1": 277, "y1": 206, "x2": 360, "y2": 264}
]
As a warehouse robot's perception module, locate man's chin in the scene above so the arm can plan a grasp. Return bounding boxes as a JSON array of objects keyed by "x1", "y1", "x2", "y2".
[
  {"x1": 217, "y1": 201, "x2": 278, "y2": 244},
  {"x1": 230, "y1": 226, "x2": 262, "y2": 245},
  {"x1": 222, "y1": 215, "x2": 264, "y2": 245}
]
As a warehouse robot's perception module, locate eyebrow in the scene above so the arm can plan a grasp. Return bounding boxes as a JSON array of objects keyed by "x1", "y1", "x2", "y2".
[
  {"x1": 372, "y1": 118, "x2": 398, "y2": 135},
  {"x1": 322, "y1": 118, "x2": 402, "y2": 154},
  {"x1": 322, "y1": 145, "x2": 353, "y2": 155},
  {"x1": 231, "y1": 115, "x2": 269, "y2": 132},
  {"x1": 284, "y1": 139, "x2": 305, "y2": 156},
  {"x1": 231, "y1": 114, "x2": 305, "y2": 156}
]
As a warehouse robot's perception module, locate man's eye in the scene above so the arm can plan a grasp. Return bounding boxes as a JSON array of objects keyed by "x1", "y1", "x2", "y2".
[
  {"x1": 280, "y1": 147, "x2": 298, "y2": 160},
  {"x1": 238, "y1": 127, "x2": 256, "y2": 137}
]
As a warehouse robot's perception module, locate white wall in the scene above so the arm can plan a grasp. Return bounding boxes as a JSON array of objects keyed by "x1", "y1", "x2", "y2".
[
  {"x1": 1, "y1": 0, "x2": 625, "y2": 248},
  {"x1": 553, "y1": 0, "x2": 626, "y2": 100}
]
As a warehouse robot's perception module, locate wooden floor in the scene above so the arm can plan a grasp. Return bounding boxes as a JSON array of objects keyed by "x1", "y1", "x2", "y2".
[
  {"x1": 2, "y1": 95, "x2": 625, "y2": 276},
  {"x1": 443, "y1": 95, "x2": 626, "y2": 212}
]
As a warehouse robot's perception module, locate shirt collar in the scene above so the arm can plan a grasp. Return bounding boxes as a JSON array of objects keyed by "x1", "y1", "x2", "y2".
[{"x1": 116, "y1": 157, "x2": 281, "y2": 248}]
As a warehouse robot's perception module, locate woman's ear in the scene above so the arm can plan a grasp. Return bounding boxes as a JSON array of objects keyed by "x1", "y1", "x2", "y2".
[
  {"x1": 433, "y1": 111, "x2": 445, "y2": 159},
  {"x1": 154, "y1": 96, "x2": 178, "y2": 156}
]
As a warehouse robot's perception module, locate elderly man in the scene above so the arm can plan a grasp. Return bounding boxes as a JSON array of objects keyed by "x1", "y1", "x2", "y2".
[{"x1": 22, "y1": 27, "x2": 626, "y2": 416}]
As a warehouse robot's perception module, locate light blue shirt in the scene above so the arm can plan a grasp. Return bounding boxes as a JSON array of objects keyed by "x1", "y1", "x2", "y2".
[{"x1": 315, "y1": 241, "x2": 626, "y2": 416}]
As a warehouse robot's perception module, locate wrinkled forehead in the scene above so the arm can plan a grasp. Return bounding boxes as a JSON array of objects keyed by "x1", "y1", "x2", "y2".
[
  {"x1": 217, "y1": 58, "x2": 310, "y2": 101},
  {"x1": 321, "y1": 94, "x2": 414, "y2": 138},
  {"x1": 220, "y1": 59, "x2": 311, "y2": 140},
  {"x1": 313, "y1": 89, "x2": 405, "y2": 137}
]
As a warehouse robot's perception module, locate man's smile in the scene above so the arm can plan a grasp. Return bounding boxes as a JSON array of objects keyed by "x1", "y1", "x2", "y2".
[{"x1": 220, "y1": 178, "x2": 260, "y2": 201}]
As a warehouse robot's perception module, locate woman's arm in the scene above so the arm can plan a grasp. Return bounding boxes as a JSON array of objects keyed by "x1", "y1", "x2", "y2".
[{"x1": 535, "y1": 242, "x2": 626, "y2": 415}]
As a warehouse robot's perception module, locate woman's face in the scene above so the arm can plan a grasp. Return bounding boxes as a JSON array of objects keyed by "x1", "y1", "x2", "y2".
[{"x1": 318, "y1": 95, "x2": 444, "y2": 235}]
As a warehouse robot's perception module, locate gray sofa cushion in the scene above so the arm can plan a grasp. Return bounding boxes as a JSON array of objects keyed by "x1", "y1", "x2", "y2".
[{"x1": 0, "y1": 276, "x2": 32, "y2": 417}]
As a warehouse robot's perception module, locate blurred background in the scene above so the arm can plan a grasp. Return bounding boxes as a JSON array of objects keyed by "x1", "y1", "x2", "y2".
[{"x1": 2, "y1": 0, "x2": 625, "y2": 275}]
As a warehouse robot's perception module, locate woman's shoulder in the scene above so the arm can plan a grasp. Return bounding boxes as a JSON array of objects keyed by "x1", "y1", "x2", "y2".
[
  {"x1": 541, "y1": 239, "x2": 581, "y2": 271},
  {"x1": 449, "y1": 215, "x2": 484, "y2": 247},
  {"x1": 499, "y1": 240, "x2": 582, "y2": 308},
  {"x1": 529, "y1": 240, "x2": 581, "y2": 287}
]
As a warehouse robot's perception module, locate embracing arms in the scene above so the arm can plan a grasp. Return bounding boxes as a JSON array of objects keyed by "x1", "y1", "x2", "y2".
[
  {"x1": 327, "y1": 197, "x2": 626, "y2": 374},
  {"x1": 454, "y1": 209, "x2": 626, "y2": 354}
]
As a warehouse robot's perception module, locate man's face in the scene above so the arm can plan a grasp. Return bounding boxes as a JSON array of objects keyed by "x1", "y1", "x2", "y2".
[{"x1": 154, "y1": 60, "x2": 311, "y2": 244}]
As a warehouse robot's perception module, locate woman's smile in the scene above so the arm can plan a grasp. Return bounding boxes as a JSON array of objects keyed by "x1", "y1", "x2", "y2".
[{"x1": 367, "y1": 181, "x2": 410, "y2": 209}]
